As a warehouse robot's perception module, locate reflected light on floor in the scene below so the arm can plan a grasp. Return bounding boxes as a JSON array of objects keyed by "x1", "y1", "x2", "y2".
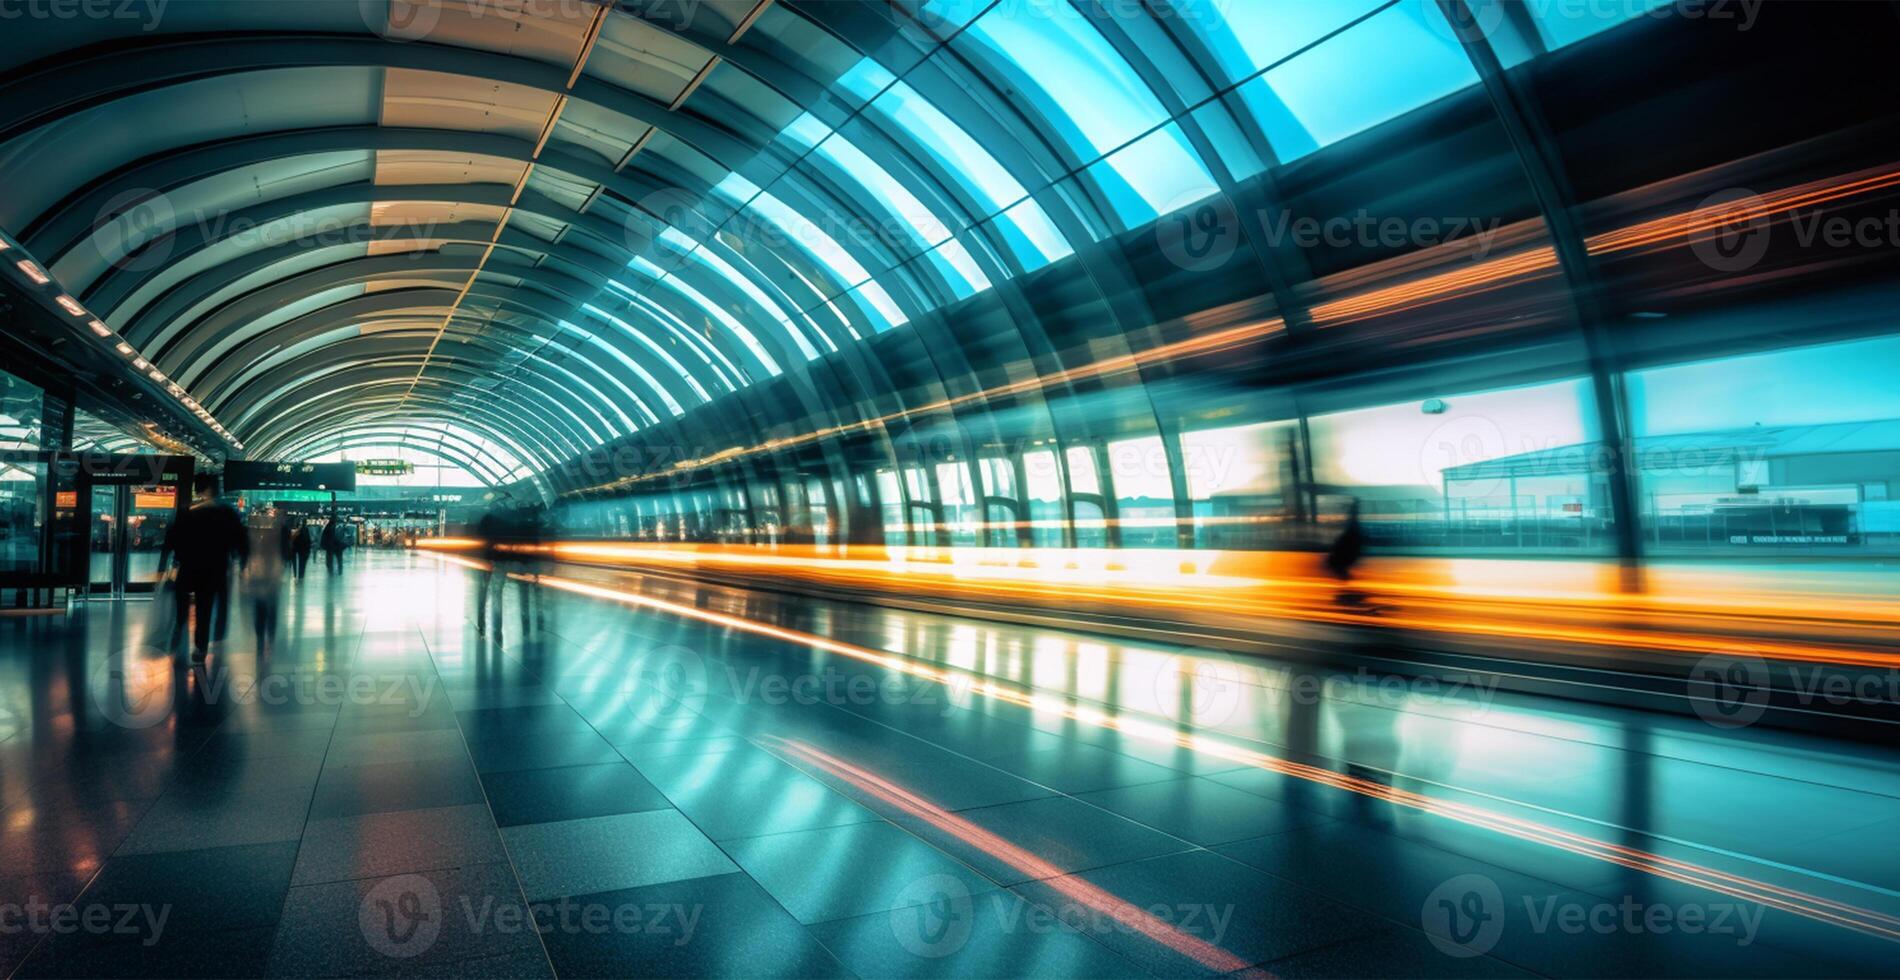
[
  {"x1": 487, "y1": 562, "x2": 1900, "y2": 944},
  {"x1": 763, "y1": 736, "x2": 1260, "y2": 975},
  {"x1": 418, "y1": 540, "x2": 1900, "y2": 669}
]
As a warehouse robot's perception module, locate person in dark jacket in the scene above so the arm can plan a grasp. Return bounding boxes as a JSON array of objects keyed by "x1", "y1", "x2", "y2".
[
  {"x1": 320, "y1": 518, "x2": 347, "y2": 574},
  {"x1": 290, "y1": 520, "x2": 313, "y2": 579},
  {"x1": 159, "y1": 474, "x2": 249, "y2": 660},
  {"x1": 1325, "y1": 498, "x2": 1369, "y2": 610}
]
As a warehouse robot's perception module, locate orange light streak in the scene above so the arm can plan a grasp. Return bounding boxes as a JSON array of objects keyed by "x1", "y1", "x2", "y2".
[
  {"x1": 764, "y1": 736, "x2": 1259, "y2": 975},
  {"x1": 481, "y1": 541, "x2": 1900, "y2": 669},
  {"x1": 474, "y1": 561, "x2": 1900, "y2": 943},
  {"x1": 584, "y1": 316, "x2": 1285, "y2": 493}
]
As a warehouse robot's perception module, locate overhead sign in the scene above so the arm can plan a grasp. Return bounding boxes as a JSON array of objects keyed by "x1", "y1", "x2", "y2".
[
  {"x1": 355, "y1": 459, "x2": 415, "y2": 476},
  {"x1": 223, "y1": 460, "x2": 357, "y2": 493}
]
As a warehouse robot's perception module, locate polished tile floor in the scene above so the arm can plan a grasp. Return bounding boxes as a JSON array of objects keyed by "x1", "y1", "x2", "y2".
[{"x1": 0, "y1": 551, "x2": 1896, "y2": 978}]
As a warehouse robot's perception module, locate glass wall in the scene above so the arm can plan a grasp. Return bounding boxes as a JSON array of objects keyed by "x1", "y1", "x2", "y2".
[{"x1": 1628, "y1": 335, "x2": 1900, "y2": 556}]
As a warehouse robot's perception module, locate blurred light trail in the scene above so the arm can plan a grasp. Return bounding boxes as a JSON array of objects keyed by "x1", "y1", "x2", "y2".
[
  {"x1": 485, "y1": 562, "x2": 1900, "y2": 945},
  {"x1": 574, "y1": 162, "x2": 1900, "y2": 494},
  {"x1": 418, "y1": 540, "x2": 1900, "y2": 669},
  {"x1": 581, "y1": 316, "x2": 1286, "y2": 493},
  {"x1": 762, "y1": 736, "x2": 1260, "y2": 976}
]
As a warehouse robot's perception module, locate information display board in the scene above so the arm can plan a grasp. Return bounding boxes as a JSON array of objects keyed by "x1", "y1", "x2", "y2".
[{"x1": 223, "y1": 460, "x2": 357, "y2": 493}]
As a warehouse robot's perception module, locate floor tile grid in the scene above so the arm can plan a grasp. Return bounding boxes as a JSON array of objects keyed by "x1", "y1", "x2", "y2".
[
  {"x1": 584, "y1": 560, "x2": 1900, "y2": 821},
  {"x1": 415, "y1": 626, "x2": 565, "y2": 980},
  {"x1": 1, "y1": 595, "x2": 354, "y2": 980},
  {"x1": 422, "y1": 611, "x2": 886, "y2": 977},
  {"x1": 488, "y1": 572, "x2": 1363, "y2": 976}
]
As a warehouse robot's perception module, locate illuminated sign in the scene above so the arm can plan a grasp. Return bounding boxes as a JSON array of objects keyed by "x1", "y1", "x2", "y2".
[
  {"x1": 223, "y1": 460, "x2": 357, "y2": 493},
  {"x1": 133, "y1": 491, "x2": 175, "y2": 510},
  {"x1": 55, "y1": 491, "x2": 76, "y2": 508},
  {"x1": 355, "y1": 459, "x2": 415, "y2": 476}
]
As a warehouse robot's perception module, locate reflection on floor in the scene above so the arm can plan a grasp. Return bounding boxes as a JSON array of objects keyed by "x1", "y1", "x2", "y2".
[{"x1": 0, "y1": 551, "x2": 1896, "y2": 978}]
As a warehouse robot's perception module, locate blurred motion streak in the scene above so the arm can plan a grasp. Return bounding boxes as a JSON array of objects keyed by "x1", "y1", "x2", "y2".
[
  {"x1": 420, "y1": 540, "x2": 1900, "y2": 670},
  {"x1": 586, "y1": 317, "x2": 1286, "y2": 492},
  {"x1": 762, "y1": 737, "x2": 1260, "y2": 976},
  {"x1": 486, "y1": 563, "x2": 1900, "y2": 943},
  {"x1": 580, "y1": 161, "x2": 1900, "y2": 495}
]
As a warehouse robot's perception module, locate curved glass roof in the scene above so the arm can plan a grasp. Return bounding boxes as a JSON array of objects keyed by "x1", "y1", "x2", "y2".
[{"x1": 0, "y1": 0, "x2": 1661, "y2": 489}]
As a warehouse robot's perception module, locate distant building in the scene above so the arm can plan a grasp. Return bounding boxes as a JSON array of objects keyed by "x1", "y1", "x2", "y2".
[{"x1": 1440, "y1": 420, "x2": 1900, "y2": 553}]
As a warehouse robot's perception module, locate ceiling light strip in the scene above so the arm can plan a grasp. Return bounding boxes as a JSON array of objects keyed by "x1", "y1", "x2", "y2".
[{"x1": 0, "y1": 229, "x2": 240, "y2": 450}]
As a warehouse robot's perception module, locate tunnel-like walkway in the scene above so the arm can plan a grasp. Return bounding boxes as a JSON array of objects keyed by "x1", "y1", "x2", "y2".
[{"x1": 3, "y1": 553, "x2": 1897, "y2": 978}]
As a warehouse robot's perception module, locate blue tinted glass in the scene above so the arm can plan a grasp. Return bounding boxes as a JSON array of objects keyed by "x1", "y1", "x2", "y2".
[
  {"x1": 1258, "y1": 1, "x2": 1478, "y2": 159},
  {"x1": 868, "y1": 76, "x2": 1026, "y2": 212},
  {"x1": 1531, "y1": 0, "x2": 1673, "y2": 49},
  {"x1": 650, "y1": 274, "x2": 783, "y2": 378},
  {"x1": 959, "y1": 2, "x2": 1171, "y2": 156},
  {"x1": 562, "y1": 314, "x2": 678, "y2": 420},
  {"x1": 1090, "y1": 124, "x2": 1217, "y2": 228},
  {"x1": 811, "y1": 133, "x2": 957, "y2": 250},
  {"x1": 997, "y1": 196, "x2": 1074, "y2": 270},
  {"x1": 1196, "y1": 0, "x2": 1380, "y2": 82}
]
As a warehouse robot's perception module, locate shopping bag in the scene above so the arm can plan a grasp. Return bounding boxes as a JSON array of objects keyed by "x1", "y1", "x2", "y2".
[{"x1": 145, "y1": 568, "x2": 179, "y2": 647}]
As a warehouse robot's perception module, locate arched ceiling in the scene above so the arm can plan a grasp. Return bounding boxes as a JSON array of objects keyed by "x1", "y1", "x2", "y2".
[{"x1": 0, "y1": 0, "x2": 1650, "y2": 490}]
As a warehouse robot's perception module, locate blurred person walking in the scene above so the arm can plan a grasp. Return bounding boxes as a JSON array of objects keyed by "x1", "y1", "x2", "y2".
[
  {"x1": 244, "y1": 506, "x2": 289, "y2": 650},
  {"x1": 321, "y1": 517, "x2": 347, "y2": 574},
  {"x1": 290, "y1": 520, "x2": 312, "y2": 579},
  {"x1": 158, "y1": 474, "x2": 249, "y2": 661},
  {"x1": 473, "y1": 505, "x2": 506, "y2": 635},
  {"x1": 1326, "y1": 498, "x2": 1370, "y2": 611}
]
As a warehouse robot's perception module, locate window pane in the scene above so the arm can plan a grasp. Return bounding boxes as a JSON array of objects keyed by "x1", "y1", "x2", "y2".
[
  {"x1": 1108, "y1": 435, "x2": 1176, "y2": 547},
  {"x1": 1181, "y1": 420, "x2": 1298, "y2": 548},
  {"x1": 957, "y1": 2, "x2": 1173, "y2": 158},
  {"x1": 1309, "y1": 378, "x2": 1600, "y2": 553},
  {"x1": 1628, "y1": 335, "x2": 1900, "y2": 556},
  {"x1": 1257, "y1": 1, "x2": 1478, "y2": 161},
  {"x1": 1088, "y1": 124, "x2": 1217, "y2": 228}
]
